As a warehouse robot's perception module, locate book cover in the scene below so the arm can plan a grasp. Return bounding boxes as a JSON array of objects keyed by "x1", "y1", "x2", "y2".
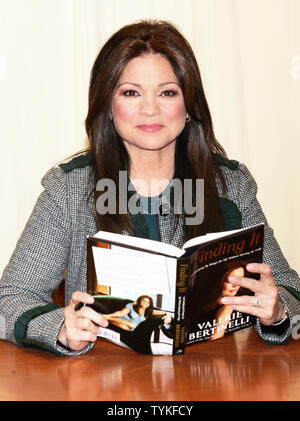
[
  {"x1": 85, "y1": 223, "x2": 264, "y2": 355},
  {"x1": 184, "y1": 224, "x2": 264, "y2": 344}
]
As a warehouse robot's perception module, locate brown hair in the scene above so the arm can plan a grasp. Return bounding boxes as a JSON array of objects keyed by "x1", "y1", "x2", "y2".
[
  {"x1": 133, "y1": 295, "x2": 154, "y2": 318},
  {"x1": 85, "y1": 19, "x2": 227, "y2": 240}
]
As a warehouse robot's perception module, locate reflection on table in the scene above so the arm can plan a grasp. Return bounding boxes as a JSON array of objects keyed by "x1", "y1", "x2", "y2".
[{"x1": 0, "y1": 327, "x2": 299, "y2": 401}]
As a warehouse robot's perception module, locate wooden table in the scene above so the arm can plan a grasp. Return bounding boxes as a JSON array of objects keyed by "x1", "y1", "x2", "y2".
[{"x1": 0, "y1": 327, "x2": 300, "y2": 402}]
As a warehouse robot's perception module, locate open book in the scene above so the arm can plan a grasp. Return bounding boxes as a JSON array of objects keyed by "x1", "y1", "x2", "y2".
[{"x1": 85, "y1": 223, "x2": 264, "y2": 355}]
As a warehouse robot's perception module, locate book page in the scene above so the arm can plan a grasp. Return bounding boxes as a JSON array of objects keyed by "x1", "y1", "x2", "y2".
[
  {"x1": 92, "y1": 230, "x2": 184, "y2": 258},
  {"x1": 183, "y1": 223, "x2": 264, "y2": 250},
  {"x1": 92, "y1": 245, "x2": 176, "y2": 294}
]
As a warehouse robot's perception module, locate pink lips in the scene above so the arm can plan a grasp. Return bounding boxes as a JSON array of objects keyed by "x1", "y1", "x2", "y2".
[{"x1": 137, "y1": 124, "x2": 164, "y2": 132}]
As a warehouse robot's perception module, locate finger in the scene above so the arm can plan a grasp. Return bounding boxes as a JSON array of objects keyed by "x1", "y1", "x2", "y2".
[
  {"x1": 227, "y1": 303, "x2": 261, "y2": 318},
  {"x1": 69, "y1": 291, "x2": 94, "y2": 309},
  {"x1": 73, "y1": 317, "x2": 100, "y2": 335},
  {"x1": 228, "y1": 303, "x2": 277, "y2": 325},
  {"x1": 227, "y1": 275, "x2": 261, "y2": 294},
  {"x1": 221, "y1": 295, "x2": 257, "y2": 306},
  {"x1": 67, "y1": 328, "x2": 98, "y2": 345},
  {"x1": 246, "y1": 263, "x2": 273, "y2": 281},
  {"x1": 78, "y1": 305, "x2": 109, "y2": 328}
]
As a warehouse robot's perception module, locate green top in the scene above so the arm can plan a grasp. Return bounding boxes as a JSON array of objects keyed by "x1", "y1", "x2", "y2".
[
  {"x1": 128, "y1": 180, "x2": 175, "y2": 241},
  {"x1": 137, "y1": 201, "x2": 159, "y2": 241}
]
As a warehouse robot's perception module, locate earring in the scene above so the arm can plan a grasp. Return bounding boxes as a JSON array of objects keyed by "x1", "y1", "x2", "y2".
[{"x1": 185, "y1": 115, "x2": 191, "y2": 123}]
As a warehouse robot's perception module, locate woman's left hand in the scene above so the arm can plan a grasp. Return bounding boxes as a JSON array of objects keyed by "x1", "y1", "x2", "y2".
[{"x1": 220, "y1": 263, "x2": 287, "y2": 326}]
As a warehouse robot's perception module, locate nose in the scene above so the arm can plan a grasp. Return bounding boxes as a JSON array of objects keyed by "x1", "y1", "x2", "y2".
[{"x1": 139, "y1": 95, "x2": 160, "y2": 116}]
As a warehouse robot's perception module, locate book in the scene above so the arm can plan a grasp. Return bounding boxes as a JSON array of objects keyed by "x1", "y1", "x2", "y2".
[{"x1": 85, "y1": 223, "x2": 264, "y2": 355}]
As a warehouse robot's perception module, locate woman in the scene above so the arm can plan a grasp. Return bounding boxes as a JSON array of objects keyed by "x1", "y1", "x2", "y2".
[
  {"x1": 103, "y1": 295, "x2": 172, "y2": 331},
  {"x1": 0, "y1": 20, "x2": 299, "y2": 356}
]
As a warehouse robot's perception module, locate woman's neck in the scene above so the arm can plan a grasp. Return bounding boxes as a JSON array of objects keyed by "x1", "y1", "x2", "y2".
[{"x1": 128, "y1": 148, "x2": 175, "y2": 197}]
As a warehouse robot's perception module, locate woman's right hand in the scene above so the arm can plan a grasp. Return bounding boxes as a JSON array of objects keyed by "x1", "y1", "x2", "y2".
[{"x1": 58, "y1": 291, "x2": 109, "y2": 351}]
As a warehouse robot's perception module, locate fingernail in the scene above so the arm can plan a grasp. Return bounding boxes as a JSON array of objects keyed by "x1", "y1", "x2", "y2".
[
  {"x1": 221, "y1": 297, "x2": 230, "y2": 304},
  {"x1": 100, "y1": 318, "x2": 109, "y2": 328},
  {"x1": 98, "y1": 321, "x2": 108, "y2": 333}
]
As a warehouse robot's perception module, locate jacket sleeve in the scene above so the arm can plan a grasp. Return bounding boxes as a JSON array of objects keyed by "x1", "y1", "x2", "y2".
[
  {"x1": 237, "y1": 163, "x2": 300, "y2": 344},
  {"x1": 0, "y1": 167, "x2": 94, "y2": 356}
]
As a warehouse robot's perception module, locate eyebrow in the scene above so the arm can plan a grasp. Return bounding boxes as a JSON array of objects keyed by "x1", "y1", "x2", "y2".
[{"x1": 116, "y1": 81, "x2": 181, "y2": 88}]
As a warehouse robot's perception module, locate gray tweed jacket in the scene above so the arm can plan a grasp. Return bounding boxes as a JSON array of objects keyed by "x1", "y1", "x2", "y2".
[{"x1": 0, "y1": 155, "x2": 300, "y2": 356}]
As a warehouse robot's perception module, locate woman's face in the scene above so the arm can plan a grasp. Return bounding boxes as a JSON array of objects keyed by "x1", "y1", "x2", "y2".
[
  {"x1": 221, "y1": 267, "x2": 244, "y2": 297},
  {"x1": 140, "y1": 297, "x2": 151, "y2": 309},
  {"x1": 111, "y1": 54, "x2": 186, "y2": 156}
]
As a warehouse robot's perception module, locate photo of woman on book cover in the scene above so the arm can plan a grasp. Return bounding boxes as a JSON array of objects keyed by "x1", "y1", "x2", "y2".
[
  {"x1": 187, "y1": 260, "x2": 254, "y2": 342},
  {"x1": 103, "y1": 295, "x2": 172, "y2": 331},
  {"x1": 89, "y1": 293, "x2": 174, "y2": 354}
]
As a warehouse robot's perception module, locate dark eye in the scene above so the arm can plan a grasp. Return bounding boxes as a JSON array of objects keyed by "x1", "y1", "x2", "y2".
[
  {"x1": 122, "y1": 89, "x2": 139, "y2": 96},
  {"x1": 160, "y1": 90, "x2": 178, "y2": 97}
]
